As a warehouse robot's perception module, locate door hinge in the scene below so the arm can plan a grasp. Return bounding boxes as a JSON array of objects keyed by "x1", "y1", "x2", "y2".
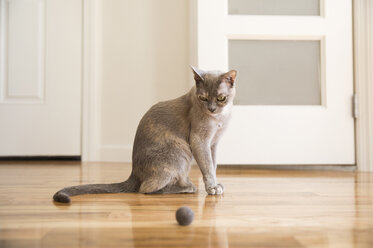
[{"x1": 352, "y1": 94, "x2": 358, "y2": 119}]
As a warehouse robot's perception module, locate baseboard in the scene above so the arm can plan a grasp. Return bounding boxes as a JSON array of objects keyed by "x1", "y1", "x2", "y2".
[
  {"x1": 0, "y1": 156, "x2": 81, "y2": 161},
  {"x1": 97, "y1": 145, "x2": 132, "y2": 162},
  {"x1": 219, "y1": 164, "x2": 357, "y2": 172}
]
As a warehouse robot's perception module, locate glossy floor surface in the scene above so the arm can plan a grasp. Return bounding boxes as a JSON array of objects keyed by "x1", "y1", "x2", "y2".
[{"x1": 0, "y1": 162, "x2": 372, "y2": 248}]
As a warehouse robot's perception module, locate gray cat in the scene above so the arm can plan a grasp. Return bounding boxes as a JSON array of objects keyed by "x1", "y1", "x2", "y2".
[{"x1": 53, "y1": 67, "x2": 237, "y2": 203}]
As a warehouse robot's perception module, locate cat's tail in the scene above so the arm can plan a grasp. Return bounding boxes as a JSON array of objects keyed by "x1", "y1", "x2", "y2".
[{"x1": 53, "y1": 175, "x2": 139, "y2": 203}]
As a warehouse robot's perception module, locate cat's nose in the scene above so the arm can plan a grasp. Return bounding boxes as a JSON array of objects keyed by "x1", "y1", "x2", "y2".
[{"x1": 208, "y1": 107, "x2": 216, "y2": 113}]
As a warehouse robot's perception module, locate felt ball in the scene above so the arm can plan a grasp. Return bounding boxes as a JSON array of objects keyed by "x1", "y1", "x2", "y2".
[{"x1": 176, "y1": 206, "x2": 194, "y2": 226}]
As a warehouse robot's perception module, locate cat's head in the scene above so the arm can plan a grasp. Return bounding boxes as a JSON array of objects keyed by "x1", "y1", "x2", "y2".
[{"x1": 191, "y1": 66, "x2": 237, "y2": 115}]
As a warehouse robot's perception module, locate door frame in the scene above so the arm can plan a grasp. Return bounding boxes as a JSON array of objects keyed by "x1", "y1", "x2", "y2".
[
  {"x1": 81, "y1": 0, "x2": 373, "y2": 171},
  {"x1": 353, "y1": 0, "x2": 373, "y2": 171},
  {"x1": 81, "y1": 0, "x2": 102, "y2": 162}
]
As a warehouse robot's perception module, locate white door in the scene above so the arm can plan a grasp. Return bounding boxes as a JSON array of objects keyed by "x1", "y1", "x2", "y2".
[
  {"x1": 194, "y1": 0, "x2": 354, "y2": 164},
  {"x1": 0, "y1": 0, "x2": 82, "y2": 156}
]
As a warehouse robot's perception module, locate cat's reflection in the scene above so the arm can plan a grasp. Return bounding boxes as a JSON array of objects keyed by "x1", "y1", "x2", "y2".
[{"x1": 127, "y1": 193, "x2": 229, "y2": 248}]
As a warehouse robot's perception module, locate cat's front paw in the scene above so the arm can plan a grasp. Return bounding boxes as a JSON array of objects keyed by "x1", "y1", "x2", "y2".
[{"x1": 206, "y1": 183, "x2": 224, "y2": 195}]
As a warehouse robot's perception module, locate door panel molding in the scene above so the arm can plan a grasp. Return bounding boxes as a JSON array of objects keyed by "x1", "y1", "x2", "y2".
[{"x1": 0, "y1": 0, "x2": 46, "y2": 104}]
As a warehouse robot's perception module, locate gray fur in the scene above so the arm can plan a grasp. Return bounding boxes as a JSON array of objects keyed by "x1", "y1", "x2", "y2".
[{"x1": 53, "y1": 68, "x2": 237, "y2": 203}]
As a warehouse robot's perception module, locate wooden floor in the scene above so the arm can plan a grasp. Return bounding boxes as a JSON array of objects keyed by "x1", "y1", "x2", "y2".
[{"x1": 0, "y1": 162, "x2": 372, "y2": 248}]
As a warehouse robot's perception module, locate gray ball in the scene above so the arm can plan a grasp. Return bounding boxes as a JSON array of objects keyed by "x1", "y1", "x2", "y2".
[{"x1": 176, "y1": 206, "x2": 194, "y2": 226}]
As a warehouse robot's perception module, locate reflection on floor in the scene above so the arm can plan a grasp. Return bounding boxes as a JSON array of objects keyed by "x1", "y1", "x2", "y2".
[{"x1": 0, "y1": 162, "x2": 372, "y2": 248}]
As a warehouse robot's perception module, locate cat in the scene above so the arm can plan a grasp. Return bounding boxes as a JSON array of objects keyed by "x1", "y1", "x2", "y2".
[{"x1": 53, "y1": 67, "x2": 237, "y2": 203}]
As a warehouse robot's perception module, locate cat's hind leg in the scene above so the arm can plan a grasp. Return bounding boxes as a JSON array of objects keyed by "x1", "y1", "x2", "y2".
[
  {"x1": 137, "y1": 158, "x2": 195, "y2": 194},
  {"x1": 157, "y1": 177, "x2": 197, "y2": 194},
  {"x1": 138, "y1": 174, "x2": 173, "y2": 194}
]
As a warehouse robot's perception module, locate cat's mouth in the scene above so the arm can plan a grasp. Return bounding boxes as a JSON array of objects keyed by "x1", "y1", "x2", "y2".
[{"x1": 206, "y1": 110, "x2": 220, "y2": 116}]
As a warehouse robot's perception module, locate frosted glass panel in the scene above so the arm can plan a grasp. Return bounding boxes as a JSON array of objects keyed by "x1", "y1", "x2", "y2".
[
  {"x1": 229, "y1": 40, "x2": 321, "y2": 105},
  {"x1": 229, "y1": 0, "x2": 320, "y2": 16}
]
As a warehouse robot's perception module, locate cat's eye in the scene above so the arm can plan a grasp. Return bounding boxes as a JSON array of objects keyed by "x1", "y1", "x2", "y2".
[
  {"x1": 199, "y1": 95, "x2": 208, "y2": 101},
  {"x1": 217, "y1": 95, "x2": 227, "y2": 102}
]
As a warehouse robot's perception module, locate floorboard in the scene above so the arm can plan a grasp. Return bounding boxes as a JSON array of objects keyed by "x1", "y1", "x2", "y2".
[{"x1": 0, "y1": 162, "x2": 372, "y2": 248}]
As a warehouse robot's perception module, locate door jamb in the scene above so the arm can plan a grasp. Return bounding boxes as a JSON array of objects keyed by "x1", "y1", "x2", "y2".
[
  {"x1": 353, "y1": 0, "x2": 373, "y2": 171},
  {"x1": 81, "y1": 0, "x2": 101, "y2": 161}
]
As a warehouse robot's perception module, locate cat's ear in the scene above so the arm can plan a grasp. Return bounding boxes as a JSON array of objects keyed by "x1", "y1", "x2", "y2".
[
  {"x1": 191, "y1": 66, "x2": 204, "y2": 84},
  {"x1": 222, "y1": 70, "x2": 237, "y2": 87}
]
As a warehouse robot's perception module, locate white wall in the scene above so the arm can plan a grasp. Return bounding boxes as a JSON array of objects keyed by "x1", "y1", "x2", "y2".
[{"x1": 91, "y1": 0, "x2": 191, "y2": 162}]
